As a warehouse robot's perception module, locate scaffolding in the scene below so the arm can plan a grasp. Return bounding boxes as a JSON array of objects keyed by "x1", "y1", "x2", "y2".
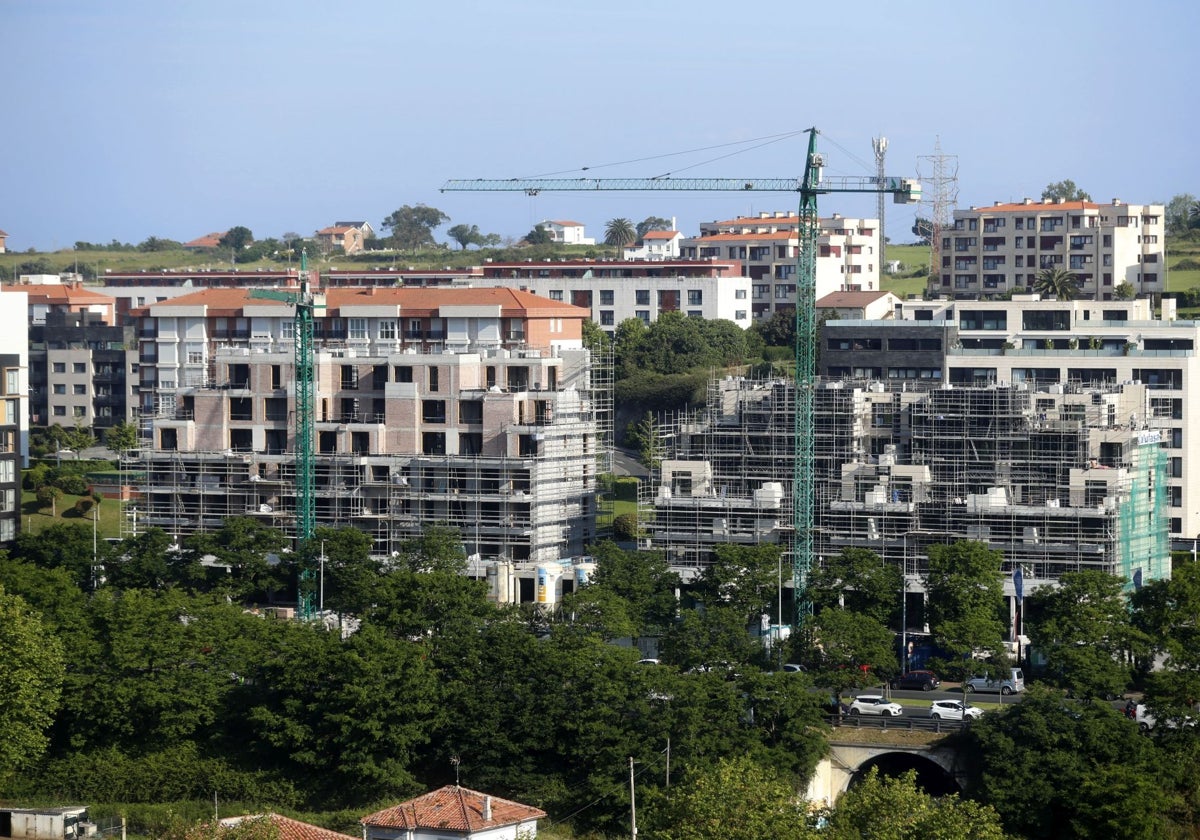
[{"x1": 645, "y1": 375, "x2": 1171, "y2": 588}]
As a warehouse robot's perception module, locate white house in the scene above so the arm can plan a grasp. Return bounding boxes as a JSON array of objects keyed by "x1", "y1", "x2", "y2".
[
  {"x1": 539, "y1": 220, "x2": 595, "y2": 246},
  {"x1": 361, "y1": 786, "x2": 546, "y2": 840},
  {"x1": 623, "y1": 230, "x2": 683, "y2": 261}
]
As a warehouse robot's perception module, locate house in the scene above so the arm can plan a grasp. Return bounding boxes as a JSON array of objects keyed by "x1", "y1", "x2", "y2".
[
  {"x1": 623, "y1": 230, "x2": 683, "y2": 261},
  {"x1": 0, "y1": 229, "x2": 8, "y2": 254},
  {"x1": 218, "y1": 814, "x2": 356, "y2": 840},
  {"x1": 316, "y1": 223, "x2": 369, "y2": 255},
  {"x1": 335, "y1": 220, "x2": 375, "y2": 240},
  {"x1": 183, "y1": 232, "x2": 226, "y2": 250},
  {"x1": 538, "y1": 220, "x2": 594, "y2": 246},
  {"x1": 815, "y1": 290, "x2": 900, "y2": 321},
  {"x1": 361, "y1": 786, "x2": 546, "y2": 840},
  {"x1": 0, "y1": 807, "x2": 95, "y2": 840}
]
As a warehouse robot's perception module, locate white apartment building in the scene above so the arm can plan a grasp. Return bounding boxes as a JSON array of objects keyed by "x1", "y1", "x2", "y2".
[
  {"x1": 937, "y1": 198, "x2": 1165, "y2": 299},
  {"x1": 131, "y1": 286, "x2": 603, "y2": 565},
  {"x1": 678, "y1": 211, "x2": 881, "y2": 319},
  {"x1": 475, "y1": 259, "x2": 752, "y2": 333}
]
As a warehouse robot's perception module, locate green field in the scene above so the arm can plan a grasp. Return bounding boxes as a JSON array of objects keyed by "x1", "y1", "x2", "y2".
[
  {"x1": 20, "y1": 487, "x2": 127, "y2": 539},
  {"x1": 880, "y1": 243, "x2": 932, "y2": 299}
]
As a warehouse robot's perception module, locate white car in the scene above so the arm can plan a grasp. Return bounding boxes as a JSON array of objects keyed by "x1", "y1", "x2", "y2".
[
  {"x1": 929, "y1": 700, "x2": 983, "y2": 721},
  {"x1": 849, "y1": 695, "x2": 904, "y2": 717}
]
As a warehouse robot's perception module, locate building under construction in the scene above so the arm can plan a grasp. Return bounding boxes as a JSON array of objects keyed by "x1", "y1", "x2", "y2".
[
  {"x1": 646, "y1": 375, "x2": 1170, "y2": 590},
  {"x1": 127, "y1": 286, "x2": 607, "y2": 566}
]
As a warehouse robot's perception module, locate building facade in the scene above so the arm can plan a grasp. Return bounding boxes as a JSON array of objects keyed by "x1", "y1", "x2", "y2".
[
  {"x1": 0, "y1": 353, "x2": 22, "y2": 543},
  {"x1": 131, "y1": 286, "x2": 604, "y2": 564},
  {"x1": 539, "y1": 220, "x2": 594, "y2": 246},
  {"x1": 934, "y1": 198, "x2": 1165, "y2": 300},
  {"x1": 678, "y1": 211, "x2": 881, "y2": 319},
  {"x1": 476, "y1": 259, "x2": 752, "y2": 333}
]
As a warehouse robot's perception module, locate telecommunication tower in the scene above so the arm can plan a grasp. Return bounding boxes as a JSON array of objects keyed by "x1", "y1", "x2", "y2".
[{"x1": 917, "y1": 137, "x2": 959, "y2": 295}]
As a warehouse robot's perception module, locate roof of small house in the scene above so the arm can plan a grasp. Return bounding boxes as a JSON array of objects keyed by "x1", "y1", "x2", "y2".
[{"x1": 361, "y1": 786, "x2": 546, "y2": 833}]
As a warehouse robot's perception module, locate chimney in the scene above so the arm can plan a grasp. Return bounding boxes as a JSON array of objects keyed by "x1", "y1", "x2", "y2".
[
  {"x1": 483, "y1": 797, "x2": 493, "y2": 822},
  {"x1": 1112, "y1": 198, "x2": 1122, "y2": 206},
  {"x1": 994, "y1": 200, "x2": 1002, "y2": 206},
  {"x1": 759, "y1": 212, "x2": 769, "y2": 219},
  {"x1": 1056, "y1": 197, "x2": 1066, "y2": 204},
  {"x1": 1023, "y1": 198, "x2": 1033, "y2": 205}
]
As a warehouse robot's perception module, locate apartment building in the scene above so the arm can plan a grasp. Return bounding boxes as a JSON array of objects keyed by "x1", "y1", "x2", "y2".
[
  {"x1": 0, "y1": 287, "x2": 28, "y2": 544},
  {"x1": 646, "y1": 375, "x2": 1170, "y2": 601},
  {"x1": 130, "y1": 286, "x2": 604, "y2": 563},
  {"x1": 678, "y1": 211, "x2": 881, "y2": 319},
  {"x1": 476, "y1": 259, "x2": 752, "y2": 333},
  {"x1": 821, "y1": 295, "x2": 1200, "y2": 547},
  {"x1": 935, "y1": 198, "x2": 1164, "y2": 299}
]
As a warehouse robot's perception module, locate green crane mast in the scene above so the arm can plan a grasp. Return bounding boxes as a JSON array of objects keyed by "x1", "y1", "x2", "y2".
[
  {"x1": 248, "y1": 252, "x2": 324, "y2": 618},
  {"x1": 442, "y1": 128, "x2": 919, "y2": 621}
]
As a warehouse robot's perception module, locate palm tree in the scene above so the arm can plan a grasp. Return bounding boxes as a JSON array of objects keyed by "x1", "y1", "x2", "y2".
[
  {"x1": 603, "y1": 218, "x2": 636, "y2": 247},
  {"x1": 1033, "y1": 266, "x2": 1080, "y2": 300},
  {"x1": 1189, "y1": 200, "x2": 1200, "y2": 229}
]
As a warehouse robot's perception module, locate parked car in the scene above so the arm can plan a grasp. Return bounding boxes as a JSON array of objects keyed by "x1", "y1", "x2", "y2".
[
  {"x1": 849, "y1": 695, "x2": 904, "y2": 717},
  {"x1": 636, "y1": 658, "x2": 661, "y2": 666},
  {"x1": 963, "y1": 668, "x2": 1025, "y2": 695},
  {"x1": 929, "y1": 700, "x2": 983, "y2": 721},
  {"x1": 890, "y1": 670, "x2": 941, "y2": 691},
  {"x1": 1135, "y1": 703, "x2": 1197, "y2": 733},
  {"x1": 782, "y1": 663, "x2": 807, "y2": 673}
]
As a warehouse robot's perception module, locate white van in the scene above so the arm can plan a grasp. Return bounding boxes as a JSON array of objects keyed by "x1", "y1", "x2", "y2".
[{"x1": 964, "y1": 667, "x2": 1025, "y2": 695}]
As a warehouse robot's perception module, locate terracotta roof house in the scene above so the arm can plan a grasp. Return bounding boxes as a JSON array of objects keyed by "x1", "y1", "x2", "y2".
[
  {"x1": 815, "y1": 289, "x2": 900, "y2": 321},
  {"x1": 316, "y1": 224, "x2": 367, "y2": 255},
  {"x1": 184, "y1": 232, "x2": 227, "y2": 250},
  {"x1": 362, "y1": 786, "x2": 546, "y2": 840},
  {"x1": 218, "y1": 814, "x2": 357, "y2": 840}
]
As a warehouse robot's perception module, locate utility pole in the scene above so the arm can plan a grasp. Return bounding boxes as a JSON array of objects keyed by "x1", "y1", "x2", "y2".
[
  {"x1": 917, "y1": 137, "x2": 959, "y2": 296},
  {"x1": 629, "y1": 756, "x2": 637, "y2": 840}
]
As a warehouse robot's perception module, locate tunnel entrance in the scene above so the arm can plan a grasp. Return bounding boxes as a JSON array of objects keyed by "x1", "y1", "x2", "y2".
[{"x1": 850, "y1": 752, "x2": 961, "y2": 796}]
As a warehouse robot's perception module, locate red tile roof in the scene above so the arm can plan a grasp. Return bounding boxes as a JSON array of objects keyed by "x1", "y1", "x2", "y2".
[
  {"x1": 712, "y1": 214, "x2": 800, "y2": 226},
  {"x1": 0, "y1": 229, "x2": 8, "y2": 236},
  {"x1": 362, "y1": 786, "x2": 545, "y2": 833},
  {"x1": 1, "y1": 282, "x2": 115, "y2": 306},
  {"x1": 143, "y1": 285, "x2": 589, "y2": 319},
  {"x1": 546, "y1": 220, "x2": 584, "y2": 227},
  {"x1": 973, "y1": 201, "x2": 1099, "y2": 213},
  {"x1": 218, "y1": 814, "x2": 356, "y2": 840},
  {"x1": 184, "y1": 232, "x2": 227, "y2": 249},
  {"x1": 642, "y1": 231, "x2": 679, "y2": 239},
  {"x1": 317, "y1": 226, "x2": 356, "y2": 235}
]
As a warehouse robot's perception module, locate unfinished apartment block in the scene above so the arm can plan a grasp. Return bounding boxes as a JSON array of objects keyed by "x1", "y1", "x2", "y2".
[
  {"x1": 647, "y1": 375, "x2": 1170, "y2": 588},
  {"x1": 130, "y1": 287, "x2": 604, "y2": 563}
]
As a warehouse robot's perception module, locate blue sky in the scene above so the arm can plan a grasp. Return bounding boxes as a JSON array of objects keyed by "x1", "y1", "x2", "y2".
[{"x1": 4, "y1": 0, "x2": 1197, "y2": 252}]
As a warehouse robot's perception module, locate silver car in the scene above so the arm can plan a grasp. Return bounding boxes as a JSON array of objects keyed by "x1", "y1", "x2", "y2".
[
  {"x1": 849, "y1": 695, "x2": 904, "y2": 717},
  {"x1": 930, "y1": 700, "x2": 983, "y2": 721}
]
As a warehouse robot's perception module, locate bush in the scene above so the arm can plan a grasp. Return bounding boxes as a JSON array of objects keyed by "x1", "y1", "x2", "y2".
[
  {"x1": 1175, "y1": 258, "x2": 1200, "y2": 271},
  {"x1": 23, "y1": 463, "x2": 48, "y2": 491},
  {"x1": 56, "y1": 474, "x2": 89, "y2": 496},
  {"x1": 74, "y1": 498, "x2": 94, "y2": 515},
  {"x1": 613, "y1": 513, "x2": 638, "y2": 542}
]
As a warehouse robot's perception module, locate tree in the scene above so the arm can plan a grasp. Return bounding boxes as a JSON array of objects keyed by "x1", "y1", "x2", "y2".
[
  {"x1": 911, "y1": 216, "x2": 934, "y2": 245},
  {"x1": 382, "y1": 204, "x2": 449, "y2": 252},
  {"x1": 923, "y1": 541, "x2": 1007, "y2": 676},
  {"x1": 219, "y1": 226, "x2": 254, "y2": 263},
  {"x1": 104, "y1": 420, "x2": 139, "y2": 454},
  {"x1": 752, "y1": 307, "x2": 797, "y2": 348},
  {"x1": 604, "y1": 217, "x2": 637, "y2": 247},
  {"x1": 1131, "y1": 562, "x2": 1200, "y2": 721},
  {"x1": 137, "y1": 236, "x2": 183, "y2": 252},
  {"x1": 806, "y1": 547, "x2": 902, "y2": 628},
  {"x1": 800, "y1": 608, "x2": 896, "y2": 710},
  {"x1": 1041, "y1": 180, "x2": 1091, "y2": 202},
  {"x1": 447, "y1": 223, "x2": 485, "y2": 250},
  {"x1": 181, "y1": 516, "x2": 289, "y2": 599},
  {"x1": 36, "y1": 484, "x2": 62, "y2": 517},
  {"x1": 636, "y1": 216, "x2": 673, "y2": 239},
  {"x1": 1113, "y1": 280, "x2": 1136, "y2": 300},
  {"x1": 305, "y1": 526, "x2": 383, "y2": 616},
  {"x1": 964, "y1": 686, "x2": 1173, "y2": 839},
  {"x1": 65, "y1": 420, "x2": 96, "y2": 453},
  {"x1": 651, "y1": 755, "x2": 816, "y2": 840},
  {"x1": 627, "y1": 412, "x2": 663, "y2": 470},
  {"x1": 581, "y1": 318, "x2": 611, "y2": 353},
  {"x1": 823, "y1": 767, "x2": 1005, "y2": 840},
  {"x1": 1033, "y1": 266, "x2": 1080, "y2": 300},
  {"x1": 1024, "y1": 570, "x2": 1144, "y2": 699},
  {"x1": 1190, "y1": 199, "x2": 1200, "y2": 229},
  {"x1": 697, "y1": 543, "x2": 785, "y2": 621},
  {"x1": 524, "y1": 224, "x2": 552, "y2": 245},
  {"x1": 0, "y1": 584, "x2": 65, "y2": 788},
  {"x1": 585, "y1": 541, "x2": 679, "y2": 636},
  {"x1": 1164, "y1": 194, "x2": 1197, "y2": 235}
]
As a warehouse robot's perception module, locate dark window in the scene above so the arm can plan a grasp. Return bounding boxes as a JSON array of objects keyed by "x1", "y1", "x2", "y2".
[
  {"x1": 229, "y1": 397, "x2": 253, "y2": 421},
  {"x1": 422, "y1": 432, "x2": 446, "y2": 455},
  {"x1": 428, "y1": 366, "x2": 439, "y2": 392},
  {"x1": 229, "y1": 429, "x2": 252, "y2": 451},
  {"x1": 1021, "y1": 310, "x2": 1071, "y2": 331},
  {"x1": 394, "y1": 365, "x2": 413, "y2": 383},
  {"x1": 460, "y1": 401, "x2": 483, "y2": 424},
  {"x1": 423, "y1": 400, "x2": 447, "y2": 423},
  {"x1": 341, "y1": 366, "x2": 359, "y2": 390},
  {"x1": 351, "y1": 431, "x2": 369, "y2": 454}
]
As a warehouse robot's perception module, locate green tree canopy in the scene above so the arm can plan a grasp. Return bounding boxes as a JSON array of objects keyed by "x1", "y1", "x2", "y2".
[
  {"x1": 800, "y1": 607, "x2": 895, "y2": 706},
  {"x1": 1033, "y1": 266, "x2": 1080, "y2": 300},
  {"x1": 0, "y1": 584, "x2": 65, "y2": 787},
  {"x1": 823, "y1": 767, "x2": 1005, "y2": 839},
  {"x1": 911, "y1": 216, "x2": 934, "y2": 244},
  {"x1": 923, "y1": 540, "x2": 1007, "y2": 675},
  {"x1": 382, "y1": 204, "x2": 450, "y2": 251},
  {"x1": 219, "y1": 226, "x2": 254, "y2": 261},
  {"x1": 104, "y1": 420, "x2": 139, "y2": 454},
  {"x1": 1041, "y1": 180, "x2": 1092, "y2": 202},
  {"x1": 807, "y1": 547, "x2": 902, "y2": 628},
  {"x1": 1164, "y1": 193, "x2": 1197, "y2": 235},
  {"x1": 447, "y1": 223, "x2": 489, "y2": 250},
  {"x1": 636, "y1": 216, "x2": 673, "y2": 239},
  {"x1": 524, "y1": 224, "x2": 551, "y2": 245}
]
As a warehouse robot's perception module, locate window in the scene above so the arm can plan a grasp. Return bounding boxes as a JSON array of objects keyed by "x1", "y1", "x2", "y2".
[
  {"x1": 752, "y1": 284, "x2": 770, "y2": 299},
  {"x1": 73, "y1": 362, "x2": 86, "y2": 374},
  {"x1": 422, "y1": 432, "x2": 446, "y2": 455},
  {"x1": 53, "y1": 384, "x2": 66, "y2": 395},
  {"x1": 394, "y1": 365, "x2": 413, "y2": 383},
  {"x1": 548, "y1": 290, "x2": 564, "y2": 301},
  {"x1": 0, "y1": 461, "x2": 11, "y2": 483},
  {"x1": 379, "y1": 320, "x2": 397, "y2": 340},
  {"x1": 4, "y1": 370, "x2": 16, "y2": 395},
  {"x1": 341, "y1": 366, "x2": 359, "y2": 389},
  {"x1": 687, "y1": 290, "x2": 703, "y2": 306},
  {"x1": 72, "y1": 384, "x2": 86, "y2": 395},
  {"x1": 635, "y1": 311, "x2": 650, "y2": 324},
  {"x1": 0, "y1": 488, "x2": 14, "y2": 511},
  {"x1": 428, "y1": 366, "x2": 439, "y2": 392},
  {"x1": 348, "y1": 318, "x2": 367, "y2": 340},
  {"x1": 53, "y1": 406, "x2": 66, "y2": 417},
  {"x1": 687, "y1": 310, "x2": 702, "y2": 318},
  {"x1": 635, "y1": 290, "x2": 650, "y2": 305},
  {"x1": 53, "y1": 362, "x2": 65, "y2": 373},
  {"x1": 281, "y1": 319, "x2": 294, "y2": 341},
  {"x1": 735, "y1": 289, "x2": 747, "y2": 299},
  {"x1": 599, "y1": 290, "x2": 614, "y2": 305},
  {"x1": 735, "y1": 310, "x2": 747, "y2": 320},
  {"x1": 600, "y1": 311, "x2": 614, "y2": 326},
  {"x1": 422, "y1": 400, "x2": 446, "y2": 423},
  {"x1": 73, "y1": 406, "x2": 86, "y2": 418}
]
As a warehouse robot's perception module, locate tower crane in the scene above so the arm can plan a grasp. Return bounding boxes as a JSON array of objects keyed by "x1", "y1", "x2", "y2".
[
  {"x1": 248, "y1": 252, "x2": 325, "y2": 619},
  {"x1": 443, "y1": 128, "x2": 919, "y2": 619}
]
